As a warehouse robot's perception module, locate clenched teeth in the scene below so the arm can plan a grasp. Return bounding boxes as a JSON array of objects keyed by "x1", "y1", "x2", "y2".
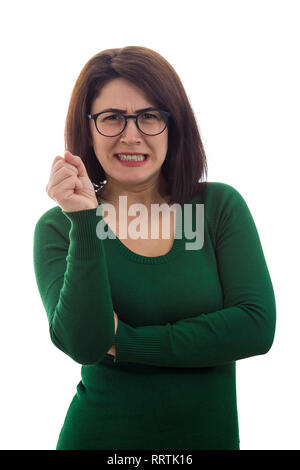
[{"x1": 116, "y1": 154, "x2": 147, "y2": 161}]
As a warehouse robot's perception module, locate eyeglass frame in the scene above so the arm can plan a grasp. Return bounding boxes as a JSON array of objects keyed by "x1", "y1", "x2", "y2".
[{"x1": 87, "y1": 108, "x2": 171, "y2": 137}]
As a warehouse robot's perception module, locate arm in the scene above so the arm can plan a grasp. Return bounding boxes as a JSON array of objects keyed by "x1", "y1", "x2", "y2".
[
  {"x1": 33, "y1": 206, "x2": 115, "y2": 365},
  {"x1": 113, "y1": 188, "x2": 276, "y2": 368}
]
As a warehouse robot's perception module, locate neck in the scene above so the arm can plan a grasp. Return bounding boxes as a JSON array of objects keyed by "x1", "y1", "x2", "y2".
[{"x1": 98, "y1": 175, "x2": 170, "y2": 208}]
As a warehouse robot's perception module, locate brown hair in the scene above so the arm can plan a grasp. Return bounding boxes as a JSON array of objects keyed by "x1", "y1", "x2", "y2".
[{"x1": 64, "y1": 46, "x2": 208, "y2": 206}]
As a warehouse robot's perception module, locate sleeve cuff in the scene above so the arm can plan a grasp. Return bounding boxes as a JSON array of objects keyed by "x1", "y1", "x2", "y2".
[
  {"x1": 62, "y1": 207, "x2": 105, "y2": 259},
  {"x1": 114, "y1": 318, "x2": 166, "y2": 365}
]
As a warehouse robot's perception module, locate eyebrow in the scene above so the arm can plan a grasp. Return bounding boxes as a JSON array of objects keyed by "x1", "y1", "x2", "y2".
[{"x1": 97, "y1": 106, "x2": 158, "y2": 114}]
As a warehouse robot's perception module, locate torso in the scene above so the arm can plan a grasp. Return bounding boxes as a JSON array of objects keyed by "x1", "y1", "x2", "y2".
[{"x1": 99, "y1": 199, "x2": 176, "y2": 257}]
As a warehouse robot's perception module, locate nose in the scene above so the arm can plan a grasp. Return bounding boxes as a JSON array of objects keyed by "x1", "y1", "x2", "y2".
[{"x1": 120, "y1": 117, "x2": 143, "y2": 142}]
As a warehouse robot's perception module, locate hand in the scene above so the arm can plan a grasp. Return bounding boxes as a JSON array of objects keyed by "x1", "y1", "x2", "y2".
[
  {"x1": 107, "y1": 311, "x2": 119, "y2": 356},
  {"x1": 46, "y1": 150, "x2": 99, "y2": 213},
  {"x1": 113, "y1": 311, "x2": 119, "y2": 334}
]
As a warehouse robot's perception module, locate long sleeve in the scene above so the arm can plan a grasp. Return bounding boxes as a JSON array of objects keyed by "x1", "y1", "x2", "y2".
[
  {"x1": 113, "y1": 187, "x2": 276, "y2": 368},
  {"x1": 33, "y1": 206, "x2": 115, "y2": 365}
]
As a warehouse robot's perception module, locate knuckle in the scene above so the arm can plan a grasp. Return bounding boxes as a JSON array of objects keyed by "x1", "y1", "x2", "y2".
[{"x1": 53, "y1": 156, "x2": 63, "y2": 166}]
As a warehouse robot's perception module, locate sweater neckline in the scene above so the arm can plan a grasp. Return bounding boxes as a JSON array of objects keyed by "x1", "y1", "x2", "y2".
[{"x1": 97, "y1": 200, "x2": 186, "y2": 265}]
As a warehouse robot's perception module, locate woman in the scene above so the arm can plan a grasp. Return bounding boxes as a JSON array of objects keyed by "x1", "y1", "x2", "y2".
[{"x1": 33, "y1": 46, "x2": 276, "y2": 450}]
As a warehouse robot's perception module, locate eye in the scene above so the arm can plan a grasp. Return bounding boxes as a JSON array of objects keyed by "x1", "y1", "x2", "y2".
[
  {"x1": 103, "y1": 113, "x2": 121, "y2": 121},
  {"x1": 141, "y1": 113, "x2": 158, "y2": 119}
]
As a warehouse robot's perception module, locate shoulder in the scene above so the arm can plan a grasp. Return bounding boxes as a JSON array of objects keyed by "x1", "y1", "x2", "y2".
[
  {"x1": 191, "y1": 181, "x2": 245, "y2": 205},
  {"x1": 191, "y1": 182, "x2": 253, "y2": 233}
]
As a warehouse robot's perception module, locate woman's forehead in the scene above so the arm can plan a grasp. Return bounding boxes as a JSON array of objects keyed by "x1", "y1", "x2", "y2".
[{"x1": 91, "y1": 78, "x2": 155, "y2": 112}]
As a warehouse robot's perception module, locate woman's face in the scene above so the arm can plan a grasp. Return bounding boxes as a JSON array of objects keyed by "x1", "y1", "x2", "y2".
[{"x1": 89, "y1": 77, "x2": 168, "y2": 192}]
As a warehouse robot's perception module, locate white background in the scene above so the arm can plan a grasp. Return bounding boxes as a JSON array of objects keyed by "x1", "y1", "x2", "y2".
[{"x1": 0, "y1": 0, "x2": 299, "y2": 450}]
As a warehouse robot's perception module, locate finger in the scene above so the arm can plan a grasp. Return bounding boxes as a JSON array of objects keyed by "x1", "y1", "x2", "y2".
[
  {"x1": 54, "y1": 173, "x2": 82, "y2": 193},
  {"x1": 74, "y1": 177, "x2": 83, "y2": 193},
  {"x1": 64, "y1": 151, "x2": 89, "y2": 178},
  {"x1": 52, "y1": 159, "x2": 78, "y2": 176},
  {"x1": 52, "y1": 155, "x2": 64, "y2": 168},
  {"x1": 50, "y1": 156, "x2": 77, "y2": 180},
  {"x1": 49, "y1": 173, "x2": 78, "y2": 198},
  {"x1": 49, "y1": 166, "x2": 78, "y2": 189}
]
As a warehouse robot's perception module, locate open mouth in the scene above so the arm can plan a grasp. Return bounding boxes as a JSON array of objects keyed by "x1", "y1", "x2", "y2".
[{"x1": 114, "y1": 154, "x2": 149, "y2": 162}]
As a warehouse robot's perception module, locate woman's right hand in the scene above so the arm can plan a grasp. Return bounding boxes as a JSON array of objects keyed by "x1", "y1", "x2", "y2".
[{"x1": 46, "y1": 150, "x2": 99, "y2": 213}]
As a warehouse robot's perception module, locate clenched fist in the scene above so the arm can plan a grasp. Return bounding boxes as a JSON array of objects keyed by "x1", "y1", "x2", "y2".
[{"x1": 46, "y1": 150, "x2": 99, "y2": 213}]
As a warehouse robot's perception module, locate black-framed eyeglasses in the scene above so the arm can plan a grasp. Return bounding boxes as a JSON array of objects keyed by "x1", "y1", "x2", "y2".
[{"x1": 87, "y1": 108, "x2": 171, "y2": 137}]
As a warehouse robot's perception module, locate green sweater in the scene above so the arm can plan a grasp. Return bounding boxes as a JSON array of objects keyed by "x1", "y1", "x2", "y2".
[{"x1": 33, "y1": 181, "x2": 276, "y2": 450}]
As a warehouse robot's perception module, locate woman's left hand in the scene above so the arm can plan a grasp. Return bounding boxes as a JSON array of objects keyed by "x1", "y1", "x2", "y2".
[{"x1": 107, "y1": 311, "x2": 118, "y2": 356}]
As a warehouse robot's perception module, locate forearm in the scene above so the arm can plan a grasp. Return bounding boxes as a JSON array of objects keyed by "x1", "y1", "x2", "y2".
[
  {"x1": 113, "y1": 298, "x2": 276, "y2": 368},
  {"x1": 34, "y1": 207, "x2": 115, "y2": 365},
  {"x1": 53, "y1": 208, "x2": 115, "y2": 364}
]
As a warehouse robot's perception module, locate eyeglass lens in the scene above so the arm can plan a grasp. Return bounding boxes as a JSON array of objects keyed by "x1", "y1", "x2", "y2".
[{"x1": 96, "y1": 111, "x2": 167, "y2": 136}]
